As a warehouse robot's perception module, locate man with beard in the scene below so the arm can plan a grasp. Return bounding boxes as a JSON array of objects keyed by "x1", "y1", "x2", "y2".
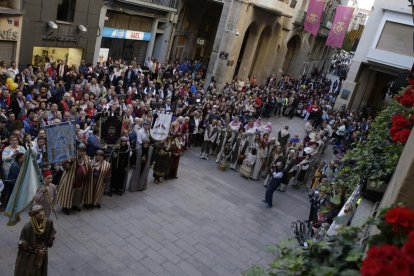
[
  {"x1": 57, "y1": 143, "x2": 91, "y2": 215},
  {"x1": 83, "y1": 150, "x2": 111, "y2": 208},
  {"x1": 129, "y1": 138, "x2": 154, "y2": 192},
  {"x1": 14, "y1": 205, "x2": 56, "y2": 276},
  {"x1": 109, "y1": 136, "x2": 130, "y2": 195}
]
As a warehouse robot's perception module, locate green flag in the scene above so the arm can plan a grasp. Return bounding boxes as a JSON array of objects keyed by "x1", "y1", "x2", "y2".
[{"x1": 5, "y1": 149, "x2": 43, "y2": 226}]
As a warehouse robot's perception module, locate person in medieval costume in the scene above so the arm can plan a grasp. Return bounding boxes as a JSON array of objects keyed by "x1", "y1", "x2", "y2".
[
  {"x1": 215, "y1": 128, "x2": 232, "y2": 163},
  {"x1": 153, "y1": 139, "x2": 172, "y2": 183},
  {"x1": 32, "y1": 170, "x2": 57, "y2": 218},
  {"x1": 279, "y1": 149, "x2": 297, "y2": 192},
  {"x1": 57, "y1": 143, "x2": 91, "y2": 215},
  {"x1": 262, "y1": 137, "x2": 278, "y2": 179},
  {"x1": 167, "y1": 134, "x2": 183, "y2": 179},
  {"x1": 244, "y1": 118, "x2": 256, "y2": 147},
  {"x1": 129, "y1": 138, "x2": 154, "y2": 192},
  {"x1": 109, "y1": 136, "x2": 130, "y2": 196},
  {"x1": 240, "y1": 148, "x2": 257, "y2": 179},
  {"x1": 200, "y1": 120, "x2": 219, "y2": 160},
  {"x1": 212, "y1": 120, "x2": 223, "y2": 155},
  {"x1": 229, "y1": 116, "x2": 241, "y2": 145},
  {"x1": 292, "y1": 154, "x2": 311, "y2": 188},
  {"x1": 252, "y1": 141, "x2": 267, "y2": 181},
  {"x1": 229, "y1": 132, "x2": 249, "y2": 171},
  {"x1": 83, "y1": 150, "x2": 111, "y2": 208},
  {"x1": 14, "y1": 205, "x2": 56, "y2": 276}
]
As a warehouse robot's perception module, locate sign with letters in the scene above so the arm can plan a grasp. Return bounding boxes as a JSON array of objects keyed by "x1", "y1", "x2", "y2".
[
  {"x1": 102, "y1": 27, "x2": 151, "y2": 41},
  {"x1": 0, "y1": 17, "x2": 20, "y2": 41}
]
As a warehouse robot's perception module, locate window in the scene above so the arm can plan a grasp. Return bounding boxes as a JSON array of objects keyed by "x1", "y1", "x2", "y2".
[
  {"x1": 376, "y1": 21, "x2": 413, "y2": 57},
  {"x1": 57, "y1": 0, "x2": 76, "y2": 22}
]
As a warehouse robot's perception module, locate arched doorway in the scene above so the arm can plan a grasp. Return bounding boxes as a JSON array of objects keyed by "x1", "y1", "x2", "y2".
[
  {"x1": 233, "y1": 22, "x2": 258, "y2": 79},
  {"x1": 250, "y1": 25, "x2": 272, "y2": 78},
  {"x1": 282, "y1": 35, "x2": 301, "y2": 75}
]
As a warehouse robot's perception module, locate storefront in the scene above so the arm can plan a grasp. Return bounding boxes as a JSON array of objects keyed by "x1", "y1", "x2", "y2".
[
  {"x1": 0, "y1": 15, "x2": 22, "y2": 65},
  {"x1": 100, "y1": 26, "x2": 152, "y2": 64},
  {"x1": 32, "y1": 47, "x2": 83, "y2": 68},
  {"x1": 99, "y1": 10, "x2": 154, "y2": 65}
]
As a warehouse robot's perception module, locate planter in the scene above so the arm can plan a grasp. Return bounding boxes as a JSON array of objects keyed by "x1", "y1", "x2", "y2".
[{"x1": 360, "y1": 179, "x2": 388, "y2": 202}]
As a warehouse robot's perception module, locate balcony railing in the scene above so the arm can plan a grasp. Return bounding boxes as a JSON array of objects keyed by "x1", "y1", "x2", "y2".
[{"x1": 134, "y1": 0, "x2": 178, "y2": 9}]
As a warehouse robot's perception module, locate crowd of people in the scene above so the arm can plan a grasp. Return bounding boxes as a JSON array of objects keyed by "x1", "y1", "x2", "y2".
[{"x1": 0, "y1": 55, "x2": 374, "y2": 224}]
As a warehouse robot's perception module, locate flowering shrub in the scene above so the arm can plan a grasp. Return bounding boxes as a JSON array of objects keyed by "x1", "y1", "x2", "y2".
[
  {"x1": 389, "y1": 114, "x2": 413, "y2": 144},
  {"x1": 361, "y1": 206, "x2": 414, "y2": 276},
  {"x1": 396, "y1": 84, "x2": 414, "y2": 108}
]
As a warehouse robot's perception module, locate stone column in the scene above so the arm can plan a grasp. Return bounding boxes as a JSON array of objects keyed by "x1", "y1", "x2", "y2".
[
  {"x1": 146, "y1": 18, "x2": 159, "y2": 59},
  {"x1": 93, "y1": 5, "x2": 108, "y2": 65},
  {"x1": 205, "y1": 0, "x2": 232, "y2": 85}
]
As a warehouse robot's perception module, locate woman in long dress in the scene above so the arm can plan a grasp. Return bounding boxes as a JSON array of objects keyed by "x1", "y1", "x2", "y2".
[
  {"x1": 153, "y1": 139, "x2": 172, "y2": 183},
  {"x1": 252, "y1": 142, "x2": 266, "y2": 181},
  {"x1": 129, "y1": 138, "x2": 154, "y2": 191},
  {"x1": 240, "y1": 148, "x2": 257, "y2": 179},
  {"x1": 168, "y1": 135, "x2": 183, "y2": 179}
]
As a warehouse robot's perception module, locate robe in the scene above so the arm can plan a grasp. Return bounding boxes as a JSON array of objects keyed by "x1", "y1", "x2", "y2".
[
  {"x1": 129, "y1": 145, "x2": 154, "y2": 191},
  {"x1": 32, "y1": 185, "x2": 57, "y2": 218},
  {"x1": 14, "y1": 219, "x2": 56, "y2": 276},
  {"x1": 83, "y1": 160, "x2": 111, "y2": 205},
  {"x1": 57, "y1": 158, "x2": 91, "y2": 209}
]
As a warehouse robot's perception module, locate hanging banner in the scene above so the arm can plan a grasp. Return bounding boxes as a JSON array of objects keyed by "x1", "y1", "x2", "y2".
[
  {"x1": 326, "y1": 5, "x2": 355, "y2": 48},
  {"x1": 100, "y1": 115, "x2": 123, "y2": 145},
  {"x1": 304, "y1": 0, "x2": 326, "y2": 36},
  {"x1": 44, "y1": 121, "x2": 76, "y2": 163},
  {"x1": 150, "y1": 113, "x2": 172, "y2": 141}
]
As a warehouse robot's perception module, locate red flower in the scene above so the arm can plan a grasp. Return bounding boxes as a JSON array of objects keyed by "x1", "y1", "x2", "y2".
[
  {"x1": 403, "y1": 232, "x2": 414, "y2": 265},
  {"x1": 391, "y1": 129, "x2": 412, "y2": 144},
  {"x1": 397, "y1": 94, "x2": 414, "y2": 107},
  {"x1": 408, "y1": 79, "x2": 414, "y2": 86},
  {"x1": 385, "y1": 207, "x2": 414, "y2": 232},
  {"x1": 361, "y1": 244, "x2": 412, "y2": 276},
  {"x1": 392, "y1": 114, "x2": 410, "y2": 129}
]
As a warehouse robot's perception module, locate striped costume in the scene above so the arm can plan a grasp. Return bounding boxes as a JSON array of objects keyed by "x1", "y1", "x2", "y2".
[
  {"x1": 83, "y1": 160, "x2": 111, "y2": 206},
  {"x1": 57, "y1": 157, "x2": 91, "y2": 209}
]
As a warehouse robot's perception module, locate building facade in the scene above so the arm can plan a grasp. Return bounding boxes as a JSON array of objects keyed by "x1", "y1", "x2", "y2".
[
  {"x1": 0, "y1": 0, "x2": 23, "y2": 66},
  {"x1": 19, "y1": 0, "x2": 102, "y2": 68},
  {"x1": 170, "y1": 0, "x2": 337, "y2": 89},
  {"x1": 336, "y1": 0, "x2": 414, "y2": 110},
  {"x1": 93, "y1": 0, "x2": 178, "y2": 66}
]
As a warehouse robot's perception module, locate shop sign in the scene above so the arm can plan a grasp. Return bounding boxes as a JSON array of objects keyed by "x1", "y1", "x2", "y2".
[
  {"x1": 42, "y1": 32, "x2": 79, "y2": 43},
  {"x1": 102, "y1": 27, "x2": 151, "y2": 41},
  {"x1": 196, "y1": 37, "x2": 206, "y2": 47},
  {"x1": 0, "y1": 17, "x2": 20, "y2": 41}
]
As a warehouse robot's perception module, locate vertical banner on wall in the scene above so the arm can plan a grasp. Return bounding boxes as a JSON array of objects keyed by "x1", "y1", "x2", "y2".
[
  {"x1": 304, "y1": 0, "x2": 326, "y2": 36},
  {"x1": 326, "y1": 5, "x2": 355, "y2": 48}
]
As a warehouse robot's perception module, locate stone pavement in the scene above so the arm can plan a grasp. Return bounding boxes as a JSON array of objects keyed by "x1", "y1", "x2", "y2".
[{"x1": 0, "y1": 116, "x2": 318, "y2": 276}]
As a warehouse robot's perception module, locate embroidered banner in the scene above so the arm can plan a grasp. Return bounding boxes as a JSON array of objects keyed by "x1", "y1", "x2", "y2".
[
  {"x1": 100, "y1": 115, "x2": 123, "y2": 145},
  {"x1": 326, "y1": 5, "x2": 355, "y2": 48},
  {"x1": 150, "y1": 113, "x2": 172, "y2": 141},
  {"x1": 44, "y1": 121, "x2": 76, "y2": 163},
  {"x1": 304, "y1": 0, "x2": 326, "y2": 36}
]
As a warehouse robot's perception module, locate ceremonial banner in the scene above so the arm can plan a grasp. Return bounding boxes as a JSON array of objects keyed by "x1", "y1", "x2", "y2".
[
  {"x1": 100, "y1": 115, "x2": 123, "y2": 145},
  {"x1": 5, "y1": 149, "x2": 43, "y2": 225},
  {"x1": 44, "y1": 121, "x2": 76, "y2": 163},
  {"x1": 326, "y1": 5, "x2": 355, "y2": 48},
  {"x1": 150, "y1": 113, "x2": 172, "y2": 141},
  {"x1": 304, "y1": 0, "x2": 326, "y2": 36}
]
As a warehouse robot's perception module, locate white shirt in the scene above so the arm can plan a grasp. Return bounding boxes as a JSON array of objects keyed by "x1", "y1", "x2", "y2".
[{"x1": 136, "y1": 128, "x2": 149, "y2": 145}]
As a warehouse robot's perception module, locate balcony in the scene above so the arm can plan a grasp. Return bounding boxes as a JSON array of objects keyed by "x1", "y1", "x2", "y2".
[
  {"x1": 117, "y1": 0, "x2": 178, "y2": 12},
  {"x1": 252, "y1": 0, "x2": 295, "y2": 19}
]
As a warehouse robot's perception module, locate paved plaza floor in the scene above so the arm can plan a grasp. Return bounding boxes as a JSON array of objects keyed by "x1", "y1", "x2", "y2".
[{"x1": 0, "y1": 116, "x2": 316, "y2": 276}]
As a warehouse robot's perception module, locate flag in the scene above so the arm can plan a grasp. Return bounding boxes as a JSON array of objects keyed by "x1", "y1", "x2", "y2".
[
  {"x1": 150, "y1": 113, "x2": 172, "y2": 141},
  {"x1": 304, "y1": 0, "x2": 327, "y2": 36},
  {"x1": 45, "y1": 121, "x2": 76, "y2": 163},
  {"x1": 100, "y1": 115, "x2": 123, "y2": 145},
  {"x1": 5, "y1": 149, "x2": 43, "y2": 226},
  {"x1": 326, "y1": 5, "x2": 355, "y2": 48}
]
